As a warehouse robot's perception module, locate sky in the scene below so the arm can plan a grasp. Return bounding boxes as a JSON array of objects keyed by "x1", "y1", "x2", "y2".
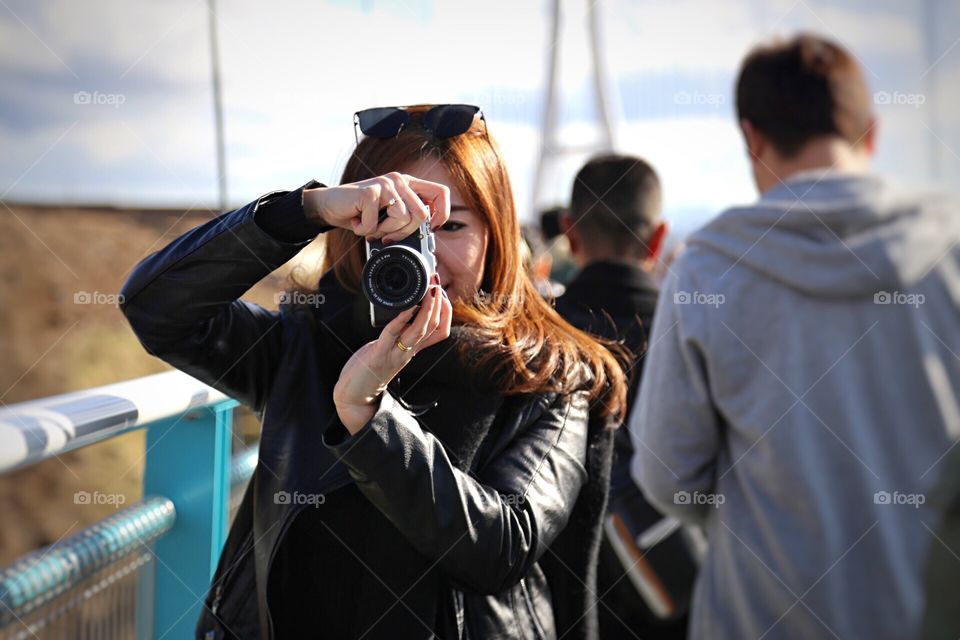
[{"x1": 1, "y1": 0, "x2": 959, "y2": 233}]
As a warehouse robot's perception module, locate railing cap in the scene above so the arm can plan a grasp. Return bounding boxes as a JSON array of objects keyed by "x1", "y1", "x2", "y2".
[{"x1": 0, "y1": 371, "x2": 230, "y2": 473}]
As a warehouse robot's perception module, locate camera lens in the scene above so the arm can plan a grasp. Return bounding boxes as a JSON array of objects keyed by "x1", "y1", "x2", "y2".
[
  {"x1": 361, "y1": 246, "x2": 429, "y2": 310},
  {"x1": 379, "y1": 264, "x2": 412, "y2": 297}
]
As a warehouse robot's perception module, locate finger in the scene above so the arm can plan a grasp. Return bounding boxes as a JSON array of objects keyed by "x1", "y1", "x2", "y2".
[
  {"x1": 380, "y1": 223, "x2": 417, "y2": 246},
  {"x1": 381, "y1": 174, "x2": 447, "y2": 244},
  {"x1": 425, "y1": 274, "x2": 443, "y2": 331},
  {"x1": 405, "y1": 176, "x2": 450, "y2": 230},
  {"x1": 410, "y1": 287, "x2": 440, "y2": 346},
  {"x1": 380, "y1": 305, "x2": 418, "y2": 346},
  {"x1": 380, "y1": 171, "x2": 411, "y2": 222},
  {"x1": 376, "y1": 201, "x2": 413, "y2": 236},
  {"x1": 427, "y1": 282, "x2": 443, "y2": 334},
  {"x1": 400, "y1": 286, "x2": 440, "y2": 347},
  {"x1": 396, "y1": 173, "x2": 430, "y2": 226},
  {"x1": 376, "y1": 176, "x2": 408, "y2": 236},
  {"x1": 439, "y1": 288, "x2": 452, "y2": 335},
  {"x1": 381, "y1": 174, "x2": 428, "y2": 244},
  {"x1": 379, "y1": 309, "x2": 419, "y2": 363},
  {"x1": 357, "y1": 185, "x2": 380, "y2": 237},
  {"x1": 377, "y1": 215, "x2": 409, "y2": 237},
  {"x1": 417, "y1": 288, "x2": 452, "y2": 350}
]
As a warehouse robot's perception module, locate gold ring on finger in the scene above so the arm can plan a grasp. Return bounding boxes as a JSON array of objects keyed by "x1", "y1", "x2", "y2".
[{"x1": 395, "y1": 338, "x2": 412, "y2": 352}]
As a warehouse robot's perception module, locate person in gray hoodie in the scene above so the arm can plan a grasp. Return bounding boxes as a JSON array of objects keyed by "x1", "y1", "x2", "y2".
[{"x1": 630, "y1": 33, "x2": 960, "y2": 640}]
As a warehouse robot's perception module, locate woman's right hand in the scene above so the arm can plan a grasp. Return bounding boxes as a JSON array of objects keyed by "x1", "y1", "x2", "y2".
[{"x1": 303, "y1": 173, "x2": 451, "y2": 244}]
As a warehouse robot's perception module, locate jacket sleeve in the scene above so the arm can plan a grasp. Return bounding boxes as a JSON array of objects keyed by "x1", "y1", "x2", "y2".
[
  {"x1": 119, "y1": 181, "x2": 330, "y2": 414},
  {"x1": 323, "y1": 389, "x2": 590, "y2": 594},
  {"x1": 628, "y1": 263, "x2": 721, "y2": 527}
]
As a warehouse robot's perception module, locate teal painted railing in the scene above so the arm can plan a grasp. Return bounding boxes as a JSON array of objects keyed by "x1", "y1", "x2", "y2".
[{"x1": 0, "y1": 371, "x2": 255, "y2": 639}]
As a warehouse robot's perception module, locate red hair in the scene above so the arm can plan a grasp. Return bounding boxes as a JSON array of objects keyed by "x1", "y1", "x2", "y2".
[{"x1": 308, "y1": 106, "x2": 628, "y2": 420}]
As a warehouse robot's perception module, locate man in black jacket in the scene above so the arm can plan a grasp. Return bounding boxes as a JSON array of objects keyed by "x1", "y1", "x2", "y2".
[{"x1": 555, "y1": 154, "x2": 688, "y2": 639}]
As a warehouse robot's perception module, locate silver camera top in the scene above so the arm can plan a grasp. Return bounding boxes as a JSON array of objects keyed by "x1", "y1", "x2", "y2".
[{"x1": 361, "y1": 219, "x2": 437, "y2": 327}]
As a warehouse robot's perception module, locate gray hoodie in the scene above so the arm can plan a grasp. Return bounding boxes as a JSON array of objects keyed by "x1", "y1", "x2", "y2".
[{"x1": 630, "y1": 170, "x2": 960, "y2": 640}]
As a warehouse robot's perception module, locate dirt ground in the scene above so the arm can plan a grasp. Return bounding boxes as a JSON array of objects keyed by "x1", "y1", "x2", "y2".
[{"x1": 0, "y1": 201, "x2": 326, "y2": 564}]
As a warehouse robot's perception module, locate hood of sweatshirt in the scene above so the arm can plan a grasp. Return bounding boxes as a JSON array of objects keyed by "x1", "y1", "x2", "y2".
[{"x1": 687, "y1": 170, "x2": 960, "y2": 298}]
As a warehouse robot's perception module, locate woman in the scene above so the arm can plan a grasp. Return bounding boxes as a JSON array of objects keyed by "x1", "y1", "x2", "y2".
[{"x1": 120, "y1": 104, "x2": 628, "y2": 640}]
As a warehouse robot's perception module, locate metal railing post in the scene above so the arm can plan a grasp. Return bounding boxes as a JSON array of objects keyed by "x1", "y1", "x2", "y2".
[{"x1": 140, "y1": 399, "x2": 238, "y2": 639}]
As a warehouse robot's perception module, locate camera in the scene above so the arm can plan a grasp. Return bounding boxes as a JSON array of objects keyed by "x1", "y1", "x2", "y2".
[{"x1": 361, "y1": 212, "x2": 437, "y2": 327}]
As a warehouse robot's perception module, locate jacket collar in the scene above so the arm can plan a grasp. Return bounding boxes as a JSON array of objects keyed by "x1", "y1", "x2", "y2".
[
  {"x1": 563, "y1": 259, "x2": 659, "y2": 296},
  {"x1": 312, "y1": 270, "x2": 498, "y2": 401}
]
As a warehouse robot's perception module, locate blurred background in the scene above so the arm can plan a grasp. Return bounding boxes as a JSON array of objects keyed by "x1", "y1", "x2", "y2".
[{"x1": 1, "y1": 0, "x2": 959, "y2": 564}]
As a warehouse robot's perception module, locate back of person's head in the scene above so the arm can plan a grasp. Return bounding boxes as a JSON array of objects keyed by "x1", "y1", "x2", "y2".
[
  {"x1": 568, "y1": 154, "x2": 663, "y2": 261},
  {"x1": 736, "y1": 33, "x2": 873, "y2": 159},
  {"x1": 539, "y1": 206, "x2": 566, "y2": 241}
]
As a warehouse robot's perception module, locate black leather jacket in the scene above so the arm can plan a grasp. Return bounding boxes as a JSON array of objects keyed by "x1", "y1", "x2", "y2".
[{"x1": 119, "y1": 183, "x2": 612, "y2": 639}]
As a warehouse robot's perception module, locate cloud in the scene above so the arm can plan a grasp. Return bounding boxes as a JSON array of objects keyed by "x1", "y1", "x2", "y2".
[
  {"x1": 0, "y1": 0, "x2": 209, "y2": 84},
  {"x1": 1, "y1": 0, "x2": 957, "y2": 213}
]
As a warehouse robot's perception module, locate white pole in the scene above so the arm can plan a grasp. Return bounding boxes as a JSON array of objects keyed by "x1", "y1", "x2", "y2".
[{"x1": 207, "y1": 0, "x2": 228, "y2": 211}]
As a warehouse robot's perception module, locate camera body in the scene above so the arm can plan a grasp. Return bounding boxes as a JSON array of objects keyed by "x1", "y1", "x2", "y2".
[{"x1": 361, "y1": 220, "x2": 437, "y2": 327}]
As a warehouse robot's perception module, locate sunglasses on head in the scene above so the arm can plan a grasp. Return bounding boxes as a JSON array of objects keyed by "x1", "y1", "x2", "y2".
[{"x1": 353, "y1": 104, "x2": 487, "y2": 144}]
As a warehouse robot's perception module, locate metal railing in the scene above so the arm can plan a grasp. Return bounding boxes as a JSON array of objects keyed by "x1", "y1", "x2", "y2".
[{"x1": 0, "y1": 371, "x2": 254, "y2": 639}]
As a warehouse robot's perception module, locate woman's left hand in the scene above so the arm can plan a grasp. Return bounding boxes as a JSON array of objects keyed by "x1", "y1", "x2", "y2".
[{"x1": 333, "y1": 278, "x2": 453, "y2": 434}]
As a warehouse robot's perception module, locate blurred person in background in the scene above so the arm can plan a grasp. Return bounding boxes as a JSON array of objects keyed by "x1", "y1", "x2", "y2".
[
  {"x1": 521, "y1": 223, "x2": 564, "y2": 298},
  {"x1": 539, "y1": 205, "x2": 565, "y2": 244},
  {"x1": 555, "y1": 154, "x2": 691, "y2": 639},
  {"x1": 120, "y1": 105, "x2": 629, "y2": 640},
  {"x1": 631, "y1": 33, "x2": 960, "y2": 640},
  {"x1": 540, "y1": 205, "x2": 579, "y2": 286}
]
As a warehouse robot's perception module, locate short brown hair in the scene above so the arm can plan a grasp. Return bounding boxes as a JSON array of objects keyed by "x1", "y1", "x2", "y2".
[
  {"x1": 736, "y1": 33, "x2": 873, "y2": 158},
  {"x1": 569, "y1": 154, "x2": 662, "y2": 258}
]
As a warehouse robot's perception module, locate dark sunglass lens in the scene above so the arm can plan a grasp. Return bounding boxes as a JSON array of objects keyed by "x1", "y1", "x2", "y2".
[
  {"x1": 357, "y1": 108, "x2": 409, "y2": 138},
  {"x1": 425, "y1": 105, "x2": 480, "y2": 138}
]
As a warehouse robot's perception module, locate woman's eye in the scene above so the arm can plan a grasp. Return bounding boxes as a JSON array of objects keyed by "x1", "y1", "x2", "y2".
[{"x1": 439, "y1": 221, "x2": 466, "y2": 232}]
